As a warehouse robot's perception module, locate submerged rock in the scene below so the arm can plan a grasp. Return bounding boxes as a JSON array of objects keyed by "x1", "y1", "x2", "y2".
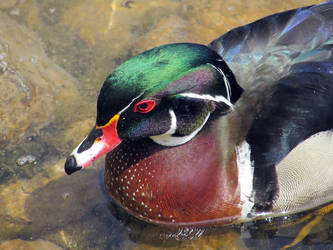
[
  {"x1": 0, "y1": 9, "x2": 88, "y2": 183},
  {"x1": 24, "y1": 169, "x2": 105, "y2": 231},
  {"x1": 16, "y1": 155, "x2": 37, "y2": 166},
  {"x1": 0, "y1": 10, "x2": 79, "y2": 150},
  {"x1": 0, "y1": 239, "x2": 63, "y2": 250},
  {"x1": 0, "y1": 1, "x2": 16, "y2": 9}
]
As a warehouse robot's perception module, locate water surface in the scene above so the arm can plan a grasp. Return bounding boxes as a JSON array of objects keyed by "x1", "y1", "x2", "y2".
[{"x1": 0, "y1": 0, "x2": 331, "y2": 249}]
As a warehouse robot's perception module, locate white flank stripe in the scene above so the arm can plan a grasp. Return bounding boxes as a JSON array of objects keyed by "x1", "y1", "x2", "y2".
[
  {"x1": 180, "y1": 92, "x2": 233, "y2": 108},
  {"x1": 236, "y1": 141, "x2": 254, "y2": 218}
]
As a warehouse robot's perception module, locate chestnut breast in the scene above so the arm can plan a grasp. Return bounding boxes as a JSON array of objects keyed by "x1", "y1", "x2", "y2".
[{"x1": 105, "y1": 130, "x2": 241, "y2": 226}]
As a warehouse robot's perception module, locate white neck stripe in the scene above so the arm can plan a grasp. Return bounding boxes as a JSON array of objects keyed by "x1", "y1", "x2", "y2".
[{"x1": 150, "y1": 109, "x2": 211, "y2": 147}]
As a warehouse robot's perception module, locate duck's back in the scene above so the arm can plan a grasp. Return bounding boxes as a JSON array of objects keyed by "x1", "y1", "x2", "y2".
[{"x1": 209, "y1": 1, "x2": 333, "y2": 91}]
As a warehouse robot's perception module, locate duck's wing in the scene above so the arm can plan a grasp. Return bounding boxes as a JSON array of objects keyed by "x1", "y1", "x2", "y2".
[
  {"x1": 248, "y1": 61, "x2": 333, "y2": 212},
  {"x1": 210, "y1": 1, "x2": 333, "y2": 212},
  {"x1": 209, "y1": 1, "x2": 333, "y2": 91}
]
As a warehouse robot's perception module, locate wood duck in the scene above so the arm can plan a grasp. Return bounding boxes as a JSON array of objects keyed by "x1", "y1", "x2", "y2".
[{"x1": 65, "y1": 1, "x2": 333, "y2": 227}]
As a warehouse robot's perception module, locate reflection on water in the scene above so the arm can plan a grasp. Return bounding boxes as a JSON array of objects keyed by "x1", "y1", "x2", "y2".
[{"x1": 0, "y1": 0, "x2": 330, "y2": 249}]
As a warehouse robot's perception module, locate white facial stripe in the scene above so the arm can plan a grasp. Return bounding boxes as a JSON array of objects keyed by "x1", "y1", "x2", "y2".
[
  {"x1": 150, "y1": 109, "x2": 210, "y2": 147},
  {"x1": 180, "y1": 92, "x2": 233, "y2": 108},
  {"x1": 236, "y1": 141, "x2": 254, "y2": 218},
  {"x1": 208, "y1": 63, "x2": 231, "y2": 102},
  {"x1": 119, "y1": 92, "x2": 144, "y2": 114}
]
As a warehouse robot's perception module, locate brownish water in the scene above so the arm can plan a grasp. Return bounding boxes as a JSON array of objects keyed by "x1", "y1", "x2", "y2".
[{"x1": 0, "y1": 0, "x2": 331, "y2": 249}]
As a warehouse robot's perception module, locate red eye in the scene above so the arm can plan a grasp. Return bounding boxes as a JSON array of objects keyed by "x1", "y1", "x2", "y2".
[{"x1": 133, "y1": 100, "x2": 156, "y2": 113}]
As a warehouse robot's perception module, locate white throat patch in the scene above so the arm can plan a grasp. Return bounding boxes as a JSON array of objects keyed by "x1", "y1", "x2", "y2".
[{"x1": 150, "y1": 109, "x2": 210, "y2": 147}]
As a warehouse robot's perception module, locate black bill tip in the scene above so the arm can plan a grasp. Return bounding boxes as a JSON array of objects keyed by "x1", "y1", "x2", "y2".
[{"x1": 64, "y1": 155, "x2": 82, "y2": 175}]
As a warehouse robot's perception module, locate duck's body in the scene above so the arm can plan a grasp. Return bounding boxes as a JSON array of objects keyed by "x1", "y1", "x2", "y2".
[
  {"x1": 209, "y1": 0, "x2": 333, "y2": 216},
  {"x1": 65, "y1": 1, "x2": 333, "y2": 227}
]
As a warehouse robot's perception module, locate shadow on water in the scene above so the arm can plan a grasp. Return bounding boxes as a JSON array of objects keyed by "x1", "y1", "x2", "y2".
[
  {"x1": 12, "y1": 167, "x2": 333, "y2": 249},
  {"x1": 1, "y1": 0, "x2": 332, "y2": 249}
]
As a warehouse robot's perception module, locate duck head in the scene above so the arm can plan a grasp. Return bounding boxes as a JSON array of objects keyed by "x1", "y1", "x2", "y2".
[
  {"x1": 65, "y1": 43, "x2": 243, "y2": 225},
  {"x1": 65, "y1": 43, "x2": 242, "y2": 173}
]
